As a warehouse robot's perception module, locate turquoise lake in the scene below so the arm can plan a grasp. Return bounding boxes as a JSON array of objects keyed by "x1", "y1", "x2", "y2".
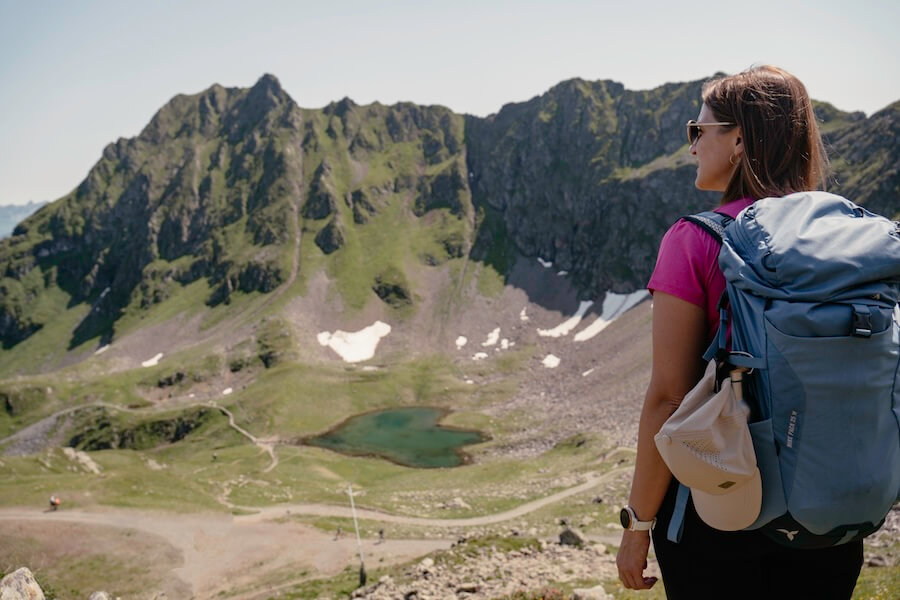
[{"x1": 303, "y1": 407, "x2": 488, "y2": 468}]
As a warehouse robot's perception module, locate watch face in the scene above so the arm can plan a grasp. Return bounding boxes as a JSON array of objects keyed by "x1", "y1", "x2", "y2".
[{"x1": 620, "y1": 507, "x2": 631, "y2": 529}]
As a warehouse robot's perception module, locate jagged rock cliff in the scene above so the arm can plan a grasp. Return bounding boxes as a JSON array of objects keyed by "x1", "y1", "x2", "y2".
[
  {"x1": 826, "y1": 99, "x2": 900, "y2": 219},
  {"x1": 1, "y1": 74, "x2": 304, "y2": 347},
  {"x1": 0, "y1": 74, "x2": 897, "y2": 351}
]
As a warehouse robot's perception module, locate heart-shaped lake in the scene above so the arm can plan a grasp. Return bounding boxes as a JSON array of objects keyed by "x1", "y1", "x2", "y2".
[{"x1": 302, "y1": 407, "x2": 488, "y2": 468}]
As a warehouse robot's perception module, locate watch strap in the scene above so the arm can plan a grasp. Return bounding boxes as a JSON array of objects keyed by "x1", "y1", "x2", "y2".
[
  {"x1": 623, "y1": 506, "x2": 655, "y2": 531},
  {"x1": 630, "y1": 516, "x2": 655, "y2": 531}
]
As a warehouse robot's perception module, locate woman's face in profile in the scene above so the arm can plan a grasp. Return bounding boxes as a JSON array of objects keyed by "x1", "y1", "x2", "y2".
[{"x1": 691, "y1": 103, "x2": 742, "y2": 192}]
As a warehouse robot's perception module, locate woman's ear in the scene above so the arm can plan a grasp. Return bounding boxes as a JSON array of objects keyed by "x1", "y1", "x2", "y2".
[{"x1": 734, "y1": 132, "x2": 744, "y2": 156}]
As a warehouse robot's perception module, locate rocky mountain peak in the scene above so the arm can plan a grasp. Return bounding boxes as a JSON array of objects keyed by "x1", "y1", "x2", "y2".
[
  {"x1": 245, "y1": 73, "x2": 289, "y2": 108},
  {"x1": 251, "y1": 73, "x2": 285, "y2": 96},
  {"x1": 325, "y1": 97, "x2": 358, "y2": 118},
  {"x1": 0, "y1": 73, "x2": 895, "y2": 355}
]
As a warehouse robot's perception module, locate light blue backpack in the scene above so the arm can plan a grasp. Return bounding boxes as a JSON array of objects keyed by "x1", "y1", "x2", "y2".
[{"x1": 673, "y1": 191, "x2": 900, "y2": 548}]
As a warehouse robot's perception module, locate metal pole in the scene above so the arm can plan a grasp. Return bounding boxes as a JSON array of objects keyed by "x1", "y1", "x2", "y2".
[{"x1": 348, "y1": 485, "x2": 367, "y2": 586}]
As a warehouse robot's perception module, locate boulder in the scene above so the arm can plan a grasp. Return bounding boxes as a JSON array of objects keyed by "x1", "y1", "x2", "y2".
[
  {"x1": 867, "y1": 554, "x2": 888, "y2": 567},
  {"x1": 559, "y1": 526, "x2": 587, "y2": 547},
  {"x1": 572, "y1": 584, "x2": 612, "y2": 600},
  {"x1": 0, "y1": 568, "x2": 45, "y2": 600},
  {"x1": 447, "y1": 497, "x2": 471, "y2": 510}
]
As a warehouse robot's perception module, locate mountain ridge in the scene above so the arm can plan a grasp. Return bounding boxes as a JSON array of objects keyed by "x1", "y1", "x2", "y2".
[{"x1": 0, "y1": 73, "x2": 897, "y2": 364}]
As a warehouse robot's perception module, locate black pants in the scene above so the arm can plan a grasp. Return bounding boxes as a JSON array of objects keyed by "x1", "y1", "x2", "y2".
[{"x1": 652, "y1": 481, "x2": 863, "y2": 599}]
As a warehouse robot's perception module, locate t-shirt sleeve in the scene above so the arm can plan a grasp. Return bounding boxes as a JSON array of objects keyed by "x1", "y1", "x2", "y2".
[{"x1": 647, "y1": 219, "x2": 720, "y2": 309}]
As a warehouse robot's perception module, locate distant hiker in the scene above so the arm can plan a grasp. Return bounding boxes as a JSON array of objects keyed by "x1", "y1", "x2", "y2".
[
  {"x1": 377, "y1": 528, "x2": 384, "y2": 544},
  {"x1": 48, "y1": 495, "x2": 60, "y2": 511},
  {"x1": 212, "y1": 452, "x2": 218, "y2": 462},
  {"x1": 334, "y1": 526, "x2": 342, "y2": 540},
  {"x1": 617, "y1": 66, "x2": 877, "y2": 599}
]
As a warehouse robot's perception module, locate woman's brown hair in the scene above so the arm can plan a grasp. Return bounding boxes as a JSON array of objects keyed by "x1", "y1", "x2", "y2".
[{"x1": 702, "y1": 65, "x2": 829, "y2": 203}]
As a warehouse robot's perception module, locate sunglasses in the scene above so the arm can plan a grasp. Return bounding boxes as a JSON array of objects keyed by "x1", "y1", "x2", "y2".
[{"x1": 686, "y1": 119, "x2": 736, "y2": 145}]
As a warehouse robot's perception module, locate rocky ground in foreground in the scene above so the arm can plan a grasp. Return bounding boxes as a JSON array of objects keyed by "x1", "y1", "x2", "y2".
[
  {"x1": 865, "y1": 505, "x2": 900, "y2": 568},
  {"x1": 344, "y1": 507, "x2": 900, "y2": 600},
  {"x1": 351, "y1": 530, "x2": 634, "y2": 600}
]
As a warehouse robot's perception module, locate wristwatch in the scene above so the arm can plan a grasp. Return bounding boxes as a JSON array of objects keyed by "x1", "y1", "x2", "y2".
[{"x1": 620, "y1": 506, "x2": 655, "y2": 531}]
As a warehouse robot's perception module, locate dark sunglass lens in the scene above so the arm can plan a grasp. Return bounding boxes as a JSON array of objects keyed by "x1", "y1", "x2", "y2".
[{"x1": 687, "y1": 122, "x2": 699, "y2": 144}]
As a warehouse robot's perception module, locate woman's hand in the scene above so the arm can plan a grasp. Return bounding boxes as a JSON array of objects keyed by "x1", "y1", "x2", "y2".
[
  {"x1": 616, "y1": 530, "x2": 658, "y2": 589},
  {"x1": 617, "y1": 292, "x2": 706, "y2": 590}
]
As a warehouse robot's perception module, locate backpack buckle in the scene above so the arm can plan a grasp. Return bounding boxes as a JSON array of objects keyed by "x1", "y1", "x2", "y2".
[{"x1": 851, "y1": 305, "x2": 872, "y2": 338}]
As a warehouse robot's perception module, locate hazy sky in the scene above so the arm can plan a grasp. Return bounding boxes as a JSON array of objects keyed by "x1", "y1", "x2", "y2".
[{"x1": 1, "y1": 0, "x2": 898, "y2": 205}]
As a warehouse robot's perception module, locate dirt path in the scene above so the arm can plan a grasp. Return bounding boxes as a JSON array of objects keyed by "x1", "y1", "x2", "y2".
[
  {"x1": 236, "y1": 466, "x2": 631, "y2": 527},
  {"x1": 0, "y1": 465, "x2": 631, "y2": 598},
  {"x1": 0, "y1": 507, "x2": 450, "y2": 599},
  {"x1": 211, "y1": 402, "x2": 279, "y2": 473}
]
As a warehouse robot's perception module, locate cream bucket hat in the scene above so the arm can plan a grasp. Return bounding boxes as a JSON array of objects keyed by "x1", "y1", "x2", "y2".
[{"x1": 654, "y1": 361, "x2": 762, "y2": 531}]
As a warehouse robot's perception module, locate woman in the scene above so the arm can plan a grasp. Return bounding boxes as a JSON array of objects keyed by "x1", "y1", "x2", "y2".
[{"x1": 616, "y1": 66, "x2": 863, "y2": 598}]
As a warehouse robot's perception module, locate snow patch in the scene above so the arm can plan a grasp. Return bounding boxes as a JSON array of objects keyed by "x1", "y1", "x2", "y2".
[
  {"x1": 222, "y1": 388, "x2": 233, "y2": 396},
  {"x1": 542, "y1": 354, "x2": 561, "y2": 368},
  {"x1": 501, "y1": 339, "x2": 510, "y2": 350},
  {"x1": 455, "y1": 336, "x2": 468, "y2": 349},
  {"x1": 574, "y1": 291, "x2": 649, "y2": 342},
  {"x1": 141, "y1": 353, "x2": 163, "y2": 367},
  {"x1": 537, "y1": 300, "x2": 594, "y2": 338},
  {"x1": 472, "y1": 352, "x2": 488, "y2": 361},
  {"x1": 317, "y1": 321, "x2": 392, "y2": 363},
  {"x1": 557, "y1": 270, "x2": 568, "y2": 276},
  {"x1": 482, "y1": 327, "x2": 500, "y2": 347},
  {"x1": 520, "y1": 307, "x2": 529, "y2": 322},
  {"x1": 94, "y1": 345, "x2": 109, "y2": 356},
  {"x1": 582, "y1": 368, "x2": 595, "y2": 377},
  {"x1": 537, "y1": 258, "x2": 552, "y2": 268}
]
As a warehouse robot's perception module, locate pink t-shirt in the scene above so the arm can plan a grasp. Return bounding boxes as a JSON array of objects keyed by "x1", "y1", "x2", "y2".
[{"x1": 647, "y1": 197, "x2": 755, "y2": 343}]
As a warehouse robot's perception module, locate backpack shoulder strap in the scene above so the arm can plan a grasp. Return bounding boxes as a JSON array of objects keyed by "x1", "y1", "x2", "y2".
[
  {"x1": 682, "y1": 211, "x2": 734, "y2": 245},
  {"x1": 683, "y1": 211, "x2": 752, "y2": 365}
]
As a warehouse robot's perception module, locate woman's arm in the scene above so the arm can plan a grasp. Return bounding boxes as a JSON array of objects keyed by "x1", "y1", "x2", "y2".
[{"x1": 616, "y1": 291, "x2": 708, "y2": 590}]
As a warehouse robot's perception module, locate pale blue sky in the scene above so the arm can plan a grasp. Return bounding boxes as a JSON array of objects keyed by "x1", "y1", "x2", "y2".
[{"x1": 1, "y1": 0, "x2": 898, "y2": 205}]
